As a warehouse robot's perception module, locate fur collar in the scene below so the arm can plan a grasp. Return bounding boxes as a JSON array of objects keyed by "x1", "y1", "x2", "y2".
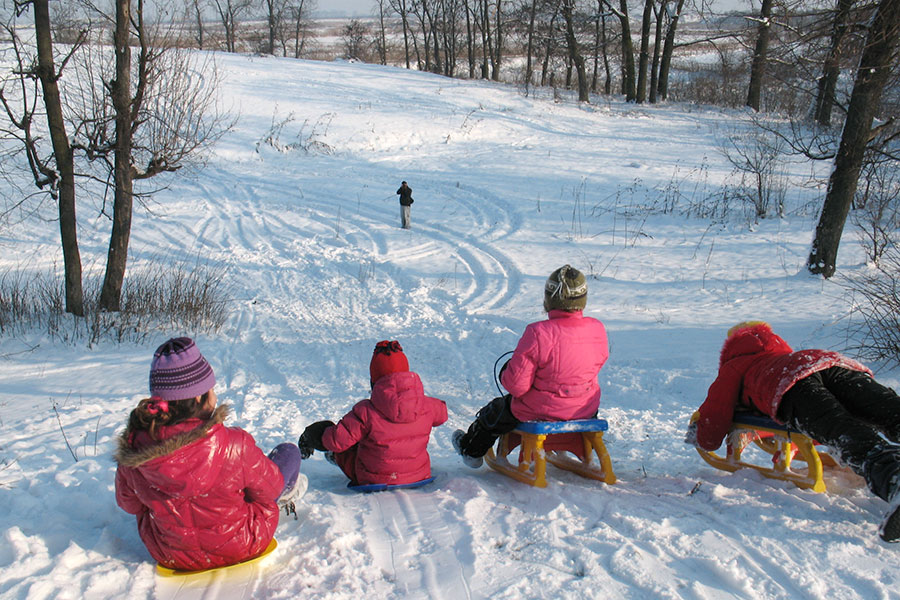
[{"x1": 114, "y1": 404, "x2": 231, "y2": 468}]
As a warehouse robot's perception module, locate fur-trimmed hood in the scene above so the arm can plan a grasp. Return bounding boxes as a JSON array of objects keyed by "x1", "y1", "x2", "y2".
[{"x1": 114, "y1": 404, "x2": 230, "y2": 468}]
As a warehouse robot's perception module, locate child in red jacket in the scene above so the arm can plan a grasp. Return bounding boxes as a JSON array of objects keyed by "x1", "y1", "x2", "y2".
[
  {"x1": 298, "y1": 340, "x2": 448, "y2": 486},
  {"x1": 115, "y1": 337, "x2": 305, "y2": 571},
  {"x1": 688, "y1": 321, "x2": 900, "y2": 542}
]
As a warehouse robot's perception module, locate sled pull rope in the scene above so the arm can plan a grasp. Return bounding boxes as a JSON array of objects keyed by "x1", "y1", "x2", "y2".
[{"x1": 493, "y1": 351, "x2": 515, "y2": 396}]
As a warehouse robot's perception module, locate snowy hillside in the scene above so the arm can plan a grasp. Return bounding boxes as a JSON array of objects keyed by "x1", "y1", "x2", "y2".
[{"x1": 2, "y1": 53, "x2": 900, "y2": 599}]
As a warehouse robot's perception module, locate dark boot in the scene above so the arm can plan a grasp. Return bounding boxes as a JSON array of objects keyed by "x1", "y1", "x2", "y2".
[
  {"x1": 863, "y1": 444, "x2": 900, "y2": 542},
  {"x1": 456, "y1": 395, "x2": 520, "y2": 459}
]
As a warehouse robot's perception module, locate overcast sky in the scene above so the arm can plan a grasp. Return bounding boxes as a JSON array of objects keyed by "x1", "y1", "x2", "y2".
[{"x1": 317, "y1": 0, "x2": 376, "y2": 17}]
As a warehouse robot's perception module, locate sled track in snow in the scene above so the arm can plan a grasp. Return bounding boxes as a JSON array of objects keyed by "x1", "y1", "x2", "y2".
[{"x1": 363, "y1": 490, "x2": 473, "y2": 599}]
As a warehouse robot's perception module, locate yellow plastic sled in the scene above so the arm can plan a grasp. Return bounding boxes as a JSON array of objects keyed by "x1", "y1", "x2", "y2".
[
  {"x1": 691, "y1": 411, "x2": 837, "y2": 493},
  {"x1": 484, "y1": 419, "x2": 616, "y2": 488},
  {"x1": 156, "y1": 538, "x2": 278, "y2": 577}
]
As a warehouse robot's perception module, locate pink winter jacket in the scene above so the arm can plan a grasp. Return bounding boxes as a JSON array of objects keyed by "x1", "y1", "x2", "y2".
[
  {"x1": 322, "y1": 371, "x2": 448, "y2": 485},
  {"x1": 114, "y1": 406, "x2": 282, "y2": 571},
  {"x1": 501, "y1": 310, "x2": 609, "y2": 422},
  {"x1": 695, "y1": 323, "x2": 872, "y2": 451}
]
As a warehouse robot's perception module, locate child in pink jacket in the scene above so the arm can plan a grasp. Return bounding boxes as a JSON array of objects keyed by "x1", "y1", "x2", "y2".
[
  {"x1": 453, "y1": 264, "x2": 609, "y2": 468},
  {"x1": 298, "y1": 341, "x2": 448, "y2": 486},
  {"x1": 115, "y1": 337, "x2": 304, "y2": 571}
]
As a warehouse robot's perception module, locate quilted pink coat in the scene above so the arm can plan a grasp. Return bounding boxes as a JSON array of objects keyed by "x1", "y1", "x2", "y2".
[
  {"x1": 322, "y1": 371, "x2": 447, "y2": 485},
  {"x1": 501, "y1": 309, "x2": 609, "y2": 422},
  {"x1": 695, "y1": 322, "x2": 872, "y2": 451},
  {"x1": 115, "y1": 406, "x2": 282, "y2": 571}
]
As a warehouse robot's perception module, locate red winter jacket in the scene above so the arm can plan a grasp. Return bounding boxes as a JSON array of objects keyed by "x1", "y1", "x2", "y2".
[
  {"x1": 695, "y1": 323, "x2": 871, "y2": 451},
  {"x1": 322, "y1": 371, "x2": 447, "y2": 485},
  {"x1": 501, "y1": 310, "x2": 609, "y2": 422},
  {"x1": 114, "y1": 405, "x2": 282, "y2": 571}
]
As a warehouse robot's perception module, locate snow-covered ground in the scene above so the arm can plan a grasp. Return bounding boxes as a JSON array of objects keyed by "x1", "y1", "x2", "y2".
[{"x1": 2, "y1": 53, "x2": 899, "y2": 599}]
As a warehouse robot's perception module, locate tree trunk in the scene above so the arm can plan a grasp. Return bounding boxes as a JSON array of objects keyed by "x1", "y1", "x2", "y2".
[
  {"x1": 193, "y1": 0, "x2": 204, "y2": 49},
  {"x1": 33, "y1": 0, "x2": 84, "y2": 316},
  {"x1": 481, "y1": 0, "x2": 491, "y2": 78},
  {"x1": 746, "y1": 0, "x2": 774, "y2": 111},
  {"x1": 808, "y1": 0, "x2": 900, "y2": 278},
  {"x1": 814, "y1": 0, "x2": 855, "y2": 126},
  {"x1": 656, "y1": 0, "x2": 684, "y2": 100},
  {"x1": 464, "y1": 0, "x2": 475, "y2": 77},
  {"x1": 525, "y1": 0, "x2": 539, "y2": 87},
  {"x1": 492, "y1": 0, "x2": 502, "y2": 81},
  {"x1": 648, "y1": 0, "x2": 663, "y2": 103},
  {"x1": 100, "y1": 0, "x2": 136, "y2": 311},
  {"x1": 636, "y1": 0, "x2": 653, "y2": 103},
  {"x1": 562, "y1": 0, "x2": 590, "y2": 101},
  {"x1": 267, "y1": 0, "x2": 276, "y2": 54},
  {"x1": 615, "y1": 0, "x2": 636, "y2": 101}
]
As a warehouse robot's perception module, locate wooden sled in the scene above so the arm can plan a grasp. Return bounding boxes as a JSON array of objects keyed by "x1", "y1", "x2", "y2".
[
  {"x1": 156, "y1": 538, "x2": 278, "y2": 577},
  {"x1": 484, "y1": 419, "x2": 616, "y2": 488},
  {"x1": 691, "y1": 410, "x2": 837, "y2": 493},
  {"x1": 348, "y1": 476, "x2": 436, "y2": 493}
]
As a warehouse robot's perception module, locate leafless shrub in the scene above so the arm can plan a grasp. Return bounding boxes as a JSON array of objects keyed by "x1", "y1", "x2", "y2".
[
  {"x1": 718, "y1": 125, "x2": 787, "y2": 221},
  {"x1": 0, "y1": 254, "x2": 230, "y2": 344},
  {"x1": 841, "y1": 247, "x2": 900, "y2": 366},
  {"x1": 852, "y1": 162, "x2": 900, "y2": 266}
]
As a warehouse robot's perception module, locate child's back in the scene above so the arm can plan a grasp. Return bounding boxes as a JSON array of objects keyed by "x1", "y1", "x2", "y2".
[{"x1": 324, "y1": 370, "x2": 447, "y2": 485}]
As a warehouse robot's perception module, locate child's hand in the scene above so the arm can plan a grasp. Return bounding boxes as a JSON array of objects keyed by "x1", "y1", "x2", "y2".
[{"x1": 298, "y1": 420, "x2": 335, "y2": 459}]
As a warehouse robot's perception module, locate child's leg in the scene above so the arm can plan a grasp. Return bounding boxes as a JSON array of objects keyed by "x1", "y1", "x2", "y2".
[
  {"x1": 778, "y1": 370, "x2": 900, "y2": 503},
  {"x1": 268, "y1": 443, "x2": 302, "y2": 494},
  {"x1": 332, "y1": 446, "x2": 359, "y2": 483},
  {"x1": 457, "y1": 395, "x2": 520, "y2": 458},
  {"x1": 820, "y1": 367, "x2": 900, "y2": 440}
]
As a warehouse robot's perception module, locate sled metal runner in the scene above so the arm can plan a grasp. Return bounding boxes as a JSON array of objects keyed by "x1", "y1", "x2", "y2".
[
  {"x1": 692, "y1": 411, "x2": 837, "y2": 493},
  {"x1": 484, "y1": 419, "x2": 616, "y2": 488}
]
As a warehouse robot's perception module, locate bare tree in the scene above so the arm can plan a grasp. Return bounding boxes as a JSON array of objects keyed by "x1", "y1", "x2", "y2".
[
  {"x1": 287, "y1": 0, "x2": 315, "y2": 58},
  {"x1": 745, "y1": 0, "x2": 775, "y2": 111},
  {"x1": 375, "y1": 0, "x2": 390, "y2": 64},
  {"x1": 636, "y1": 0, "x2": 653, "y2": 102},
  {"x1": 70, "y1": 0, "x2": 231, "y2": 311},
  {"x1": 603, "y1": 0, "x2": 635, "y2": 100},
  {"x1": 390, "y1": 0, "x2": 414, "y2": 68},
  {"x1": 808, "y1": 0, "x2": 900, "y2": 278},
  {"x1": 211, "y1": 0, "x2": 253, "y2": 52},
  {"x1": 814, "y1": 0, "x2": 855, "y2": 125},
  {"x1": 1, "y1": 0, "x2": 85, "y2": 315},
  {"x1": 561, "y1": 0, "x2": 589, "y2": 101},
  {"x1": 343, "y1": 18, "x2": 371, "y2": 60},
  {"x1": 655, "y1": 0, "x2": 684, "y2": 101}
]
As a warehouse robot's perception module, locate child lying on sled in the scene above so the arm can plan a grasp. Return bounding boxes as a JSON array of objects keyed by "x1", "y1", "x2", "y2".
[
  {"x1": 298, "y1": 340, "x2": 447, "y2": 486},
  {"x1": 686, "y1": 321, "x2": 900, "y2": 542},
  {"x1": 115, "y1": 337, "x2": 304, "y2": 572},
  {"x1": 452, "y1": 264, "x2": 610, "y2": 468}
]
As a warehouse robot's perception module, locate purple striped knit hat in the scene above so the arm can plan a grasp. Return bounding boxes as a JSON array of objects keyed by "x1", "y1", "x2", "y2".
[{"x1": 149, "y1": 337, "x2": 216, "y2": 401}]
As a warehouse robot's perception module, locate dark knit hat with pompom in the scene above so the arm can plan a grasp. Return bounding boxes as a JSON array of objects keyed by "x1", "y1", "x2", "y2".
[{"x1": 543, "y1": 264, "x2": 587, "y2": 312}]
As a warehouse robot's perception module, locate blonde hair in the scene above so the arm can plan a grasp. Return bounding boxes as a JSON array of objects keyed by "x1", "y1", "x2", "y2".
[{"x1": 726, "y1": 321, "x2": 768, "y2": 338}]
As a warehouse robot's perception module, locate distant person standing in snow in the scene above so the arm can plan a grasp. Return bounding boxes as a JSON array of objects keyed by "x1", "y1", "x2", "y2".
[
  {"x1": 452, "y1": 265, "x2": 610, "y2": 468},
  {"x1": 114, "y1": 337, "x2": 306, "y2": 571},
  {"x1": 686, "y1": 321, "x2": 900, "y2": 542},
  {"x1": 397, "y1": 181, "x2": 414, "y2": 229},
  {"x1": 298, "y1": 340, "x2": 447, "y2": 486}
]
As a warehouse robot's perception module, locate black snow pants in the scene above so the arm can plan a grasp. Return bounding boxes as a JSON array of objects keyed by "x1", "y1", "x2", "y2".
[
  {"x1": 777, "y1": 366, "x2": 900, "y2": 500},
  {"x1": 457, "y1": 394, "x2": 521, "y2": 458}
]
